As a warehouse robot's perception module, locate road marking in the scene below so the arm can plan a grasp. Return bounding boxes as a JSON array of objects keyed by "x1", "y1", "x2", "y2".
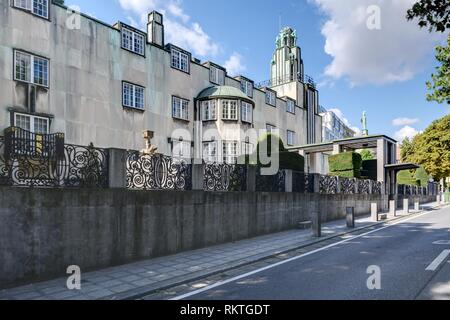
[
  {"x1": 433, "y1": 240, "x2": 450, "y2": 245},
  {"x1": 426, "y1": 250, "x2": 450, "y2": 271},
  {"x1": 171, "y1": 209, "x2": 435, "y2": 300}
]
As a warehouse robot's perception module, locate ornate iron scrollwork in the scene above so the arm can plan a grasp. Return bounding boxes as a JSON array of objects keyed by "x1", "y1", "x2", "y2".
[
  {"x1": 203, "y1": 163, "x2": 247, "y2": 192},
  {"x1": 319, "y1": 175, "x2": 338, "y2": 194},
  {"x1": 372, "y1": 181, "x2": 382, "y2": 195},
  {"x1": 126, "y1": 152, "x2": 192, "y2": 190},
  {"x1": 341, "y1": 178, "x2": 356, "y2": 194},
  {"x1": 358, "y1": 179, "x2": 371, "y2": 194},
  {"x1": 256, "y1": 168, "x2": 286, "y2": 192},
  {"x1": 0, "y1": 136, "x2": 11, "y2": 186}
]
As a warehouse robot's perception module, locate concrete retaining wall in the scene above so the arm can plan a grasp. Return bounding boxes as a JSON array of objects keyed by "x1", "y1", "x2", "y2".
[{"x1": 0, "y1": 187, "x2": 432, "y2": 288}]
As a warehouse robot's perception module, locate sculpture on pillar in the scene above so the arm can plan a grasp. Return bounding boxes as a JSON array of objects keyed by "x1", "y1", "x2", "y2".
[
  {"x1": 361, "y1": 111, "x2": 369, "y2": 136},
  {"x1": 141, "y1": 130, "x2": 158, "y2": 155}
]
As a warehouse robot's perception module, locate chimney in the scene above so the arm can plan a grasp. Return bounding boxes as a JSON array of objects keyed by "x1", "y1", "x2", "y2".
[{"x1": 147, "y1": 11, "x2": 164, "y2": 47}]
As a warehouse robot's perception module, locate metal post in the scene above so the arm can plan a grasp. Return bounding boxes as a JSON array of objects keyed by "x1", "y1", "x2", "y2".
[
  {"x1": 310, "y1": 201, "x2": 321, "y2": 237},
  {"x1": 403, "y1": 198, "x2": 409, "y2": 214},
  {"x1": 389, "y1": 200, "x2": 396, "y2": 217},
  {"x1": 371, "y1": 203, "x2": 378, "y2": 222},
  {"x1": 346, "y1": 207, "x2": 355, "y2": 228}
]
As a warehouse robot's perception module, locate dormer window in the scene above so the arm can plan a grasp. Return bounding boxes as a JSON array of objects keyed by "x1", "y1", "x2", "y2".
[
  {"x1": 13, "y1": 0, "x2": 49, "y2": 19},
  {"x1": 121, "y1": 25, "x2": 145, "y2": 56},
  {"x1": 171, "y1": 48, "x2": 190, "y2": 73},
  {"x1": 210, "y1": 66, "x2": 225, "y2": 85},
  {"x1": 240, "y1": 79, "x2": 253, "y2": 98},
  {"x1": 266, "y1": 90, "x2": 276, "y2": 107}
]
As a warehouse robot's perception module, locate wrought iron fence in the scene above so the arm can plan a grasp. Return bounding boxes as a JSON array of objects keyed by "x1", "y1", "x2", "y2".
[
  {"x1": 358, "y1": 179, "x2": 371, "y2": 194},
  {"x1": 340, "y1": 178, "x2": 356, "y2": 194},
  {"x1": 126, "y1": 152, "x2": 192, "y2": 191},
  {"x1": 203, "y1": 163, "x2": 247, "y2": 192},
  {"x1": 1, "y1": 128, "x2": 108, "y2": 188},
  {"x1": 256, "y1": 168, "x2": 286, "y2": 192},
  {"x1": 372, "y1": 181, "x2": 382, "y2": 195},
  {"x1": 319, "y1": 175, "x2": 338, "y2": 194},
  {"x1": 0, "y1": 136, "x2": 9, "y2": 185}
]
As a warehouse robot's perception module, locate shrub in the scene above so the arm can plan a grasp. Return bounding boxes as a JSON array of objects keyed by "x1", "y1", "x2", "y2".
[{"x1": 328, "y1": 152, "x2": 362, "y2": 178}]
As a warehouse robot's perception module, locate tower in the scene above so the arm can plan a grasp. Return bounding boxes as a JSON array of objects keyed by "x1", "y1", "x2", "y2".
[{"x1": 270, "y1": 27, "x2": 304, "y2": 86}]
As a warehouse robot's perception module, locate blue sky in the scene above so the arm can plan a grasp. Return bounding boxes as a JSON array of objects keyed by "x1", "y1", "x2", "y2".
[{"x1": 67, "y1": 0, "x2": 449, "y2": 141}]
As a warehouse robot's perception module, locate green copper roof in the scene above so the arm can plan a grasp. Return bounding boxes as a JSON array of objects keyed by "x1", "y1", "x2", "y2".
[{"x1": 197, "y1": 86, "x2": 253, "y2": 103}]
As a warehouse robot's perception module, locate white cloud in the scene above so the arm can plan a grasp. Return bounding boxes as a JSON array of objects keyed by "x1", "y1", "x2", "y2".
[
  {"x1": 394, "y1": 125, "x2": 419, "y2": 141},
  {"x1": 312, "y1": 0, "x2": 445, "y2": 86},
  {"x1": 224, "y1": 52, "x2": 246, "y2": 76},
  {"x1": 328, "y1": 108, "x2": 361, "y2": 135},
  {"x1": 118, "y1": 0, "x2": 220, "y2": 58},
  {"x1": 392, "y1": 117, "x2": 419, "y2": 126}
]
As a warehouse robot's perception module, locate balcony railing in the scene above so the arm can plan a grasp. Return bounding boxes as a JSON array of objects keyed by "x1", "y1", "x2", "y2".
[{"x1": 255, "y1": 73, "x2": 316, "y2": 89}]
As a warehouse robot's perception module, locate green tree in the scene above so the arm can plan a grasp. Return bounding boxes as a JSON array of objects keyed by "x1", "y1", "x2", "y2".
[
  {"x1": 400, "y1": 137, "x2": 414, "y2": 162},
  {"x1": 407, "y1": 1, "x2": 450, "y2": 104},
  {"x1": 359, "y1": 149, "x2": 374, "y2": 161},
  {"x1": 414, "y1": 166, "x2": 430, "y2": 187},
  {"x1": 426, "y1": 35, "x2": 450, "y2": 104},
  {"x1": 404, "y1": 114, "x2": 450, "y2": 182},
  {"x1": 407, "y1": 0, "x2": 450, "y2": 32}
]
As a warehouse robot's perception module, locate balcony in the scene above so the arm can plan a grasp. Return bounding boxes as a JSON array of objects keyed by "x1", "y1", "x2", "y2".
[{"x1": 256, "y1": 73, "x2": 316, "y2": 89}]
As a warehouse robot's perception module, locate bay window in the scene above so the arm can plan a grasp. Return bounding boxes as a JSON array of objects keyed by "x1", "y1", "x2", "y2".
[{"x1": 223, "y1": 141, "x2": 238, "y2": 164}]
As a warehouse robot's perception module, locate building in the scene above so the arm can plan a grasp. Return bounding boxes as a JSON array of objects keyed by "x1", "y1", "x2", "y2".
[
  {"x1": 319, "y1": 108, "x2": 356, "y2": 143},
  {"x1": 0, "y1": 1, "x2": 321, "y2": 166}
]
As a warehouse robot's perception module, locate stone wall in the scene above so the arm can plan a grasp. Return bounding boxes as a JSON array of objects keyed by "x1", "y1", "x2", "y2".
[{"x1": 0, "y1": 187, "x2": 434, "y2": 289}]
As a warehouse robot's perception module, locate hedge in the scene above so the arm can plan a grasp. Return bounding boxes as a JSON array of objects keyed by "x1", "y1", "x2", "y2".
[
  {"x1": 328, "y1": 152, "x2": 362, "y2": 178},
  {"x1": 397, "y1": 170, "x2": 419, "y2": 186},
  {"x1": 330, "y1": 169, "x2": 360, "y2": 179}
]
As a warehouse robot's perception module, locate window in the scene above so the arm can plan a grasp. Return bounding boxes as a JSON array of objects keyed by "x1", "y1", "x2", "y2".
[
  {"x1": 241, "y1": 102, "x2": 253, "y2": 123},
  {"x1": 266, "y1": 90, "x2": 276, "y2": 106},
  {"x1": 240, "y1": 79, "x2": 253, "y2": 98},
  {"x1": 266, "y1": 124, "x2": 276, "y2": 133},
  {"x1": 172, "y1": 141, "x2": 191, "y2": 159},
  {"x1": 122, "y1": 82, "x2": 145, "y2": 110},
  {"x1": 222, "y1": 100, "x2": 238, "y2": 120},
  {"x1": 14, "y1": 51, "x2": 49, "y2": 87},
  {"x1": 171, "y1": 48, "x2": 190, "y2": 73},
  {"x1": 286, "y1": 99, "x2": 295, "y2": 114},
  {"x1": 14, "y1": 0, "x2": 49, "y2": 19},
  {"x1": 14, "y1": 113, "x2": 49, "y2": 134},
  {"x1": 201, "y1": 100, "x2": 217, "y2": 121},
  {"x1": 203, "y1": 142, "x2": 217, "y2": 163},
  {"x1": 121, "y1": 26, "x2": 145, "y2": 56},
  {"x1": 223, "y1": 141, "x2": 238, "y2": 164},
  {"x1": 172, "y1": 96, "x2": 189, "y2": 120},
  {"x1": 210, "y1": 66, "x2": 225, "y2": 85},
  {"x1": 287, "y1": 130, "x2": 295, "y2": 146}
]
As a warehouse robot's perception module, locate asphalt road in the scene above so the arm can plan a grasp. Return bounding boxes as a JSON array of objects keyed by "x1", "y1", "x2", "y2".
[{"x1": 177, "y1": 205, "x2": 450, "y2": 300}]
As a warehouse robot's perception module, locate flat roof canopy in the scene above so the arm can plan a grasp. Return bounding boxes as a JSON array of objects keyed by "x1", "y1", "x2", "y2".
[
  {"x1": 286, "y1": 135, "x2": 397, "y2": 154},
  {"x1": 385, "y1": 163, "x2": 420, "y2": 172}
]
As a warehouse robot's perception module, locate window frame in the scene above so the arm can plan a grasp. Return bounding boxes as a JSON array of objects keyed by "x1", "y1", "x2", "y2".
[
  {"x1": 172, "y1": 140, "x2": 192, "y2": 159},
  {"x1": 209, "y1": 65, "x2": 225, "y2": 85},
  {"x1": 122, "y1": 81, "x2": 145, "y2": 111},
  {"x1": 241, "y1": 101, "x2": 253, "y2": 124},
  {"x1": 201, "y1": 100, "x2": 217, "y2": 121},
  {"x1": 286, "y1": 98, "x2": 296, "y2": 114},
  {"x1": 222, "y1": 140, "x2": 238, "y2": 164},
  {"x1": 120, "y1": 24, "x2": 146, "y2": 57},
  {"x1": 13, "y1": 0, "x2": 50, "y2": 20},
  {"x1": 265, "y1": 89, "x2": 277, "y2": 107},
  {"x1": 14, "y1": 112, "x2": 50, "y2": 134},
  {"x1": 172, "y1": 96, "x2": 190, "y2": 121},
  {"x1": 170, "y1": 47, "x2": 191, "y2": 74},
  {"x1": 287, "y1": 130, "x2": 295, "y2": 146},
  {"x1": 240, "y1": 78, "x2": 254, "y2": 98},
  {"x1": 221, "y1": 100, "x2": 238, "y2": 121},
  {"x1": 13, "y1": 49, "x2": 50, "y2": 88},
  {"x1": 203, "y1": 141, "x2": 217, "y2": 163}
]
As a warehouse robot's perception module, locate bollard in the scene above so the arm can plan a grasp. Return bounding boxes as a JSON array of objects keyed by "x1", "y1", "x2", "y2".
[
  {"x1": 403, "y1": 198, "x2": 409, "y2": 214},
  {"x1": 437, "y1": 195, "x2": 441, "y2": 205},
  {"x1": 346, "y1": 207, "x2": 355, "y2": 228},
  {"x1": 371, "y1": 203, "x2": 378, "y2": 222},
  {"x1": 414, "y1": 201, "x2": 420, "y2": 212},
  {"x1": 389, "y1": 200, "x2": 396, "y2": 217},
  {"x1": 309, "y1": 202, "x2": 321, "y2": 238}
]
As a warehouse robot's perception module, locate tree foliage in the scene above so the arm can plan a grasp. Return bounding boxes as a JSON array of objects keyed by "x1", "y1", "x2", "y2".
[
  {"x1": 407, "y1": 0, "x2": 450, "y2": 33},
  {"x1": 426, "y1": 35, "x2": 450, "y2": 104},
  {"x1": 403, "y1": 114, "x2": 450, "y2": 181},
  {"x1": 359, "y1": 149, "x2": 374, "y2": 161},
  {"x1": 400, "y1": 137, "x2": 414, "y2": 162}
]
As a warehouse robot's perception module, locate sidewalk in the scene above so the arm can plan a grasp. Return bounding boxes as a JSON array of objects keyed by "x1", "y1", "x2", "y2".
[{"x1": 0, "y1": 202, "x2": 441, "y2": 300}]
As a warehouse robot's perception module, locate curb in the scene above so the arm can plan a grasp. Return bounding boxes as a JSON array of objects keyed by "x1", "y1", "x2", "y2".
[{"x1": 105, "y1": 202, "x2": 443, "y2": 300}]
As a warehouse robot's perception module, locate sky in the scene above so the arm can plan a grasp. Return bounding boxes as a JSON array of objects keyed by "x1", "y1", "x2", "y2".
[{"x1": 67, "y1": 0, "x2": 449, "y2": 142}]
